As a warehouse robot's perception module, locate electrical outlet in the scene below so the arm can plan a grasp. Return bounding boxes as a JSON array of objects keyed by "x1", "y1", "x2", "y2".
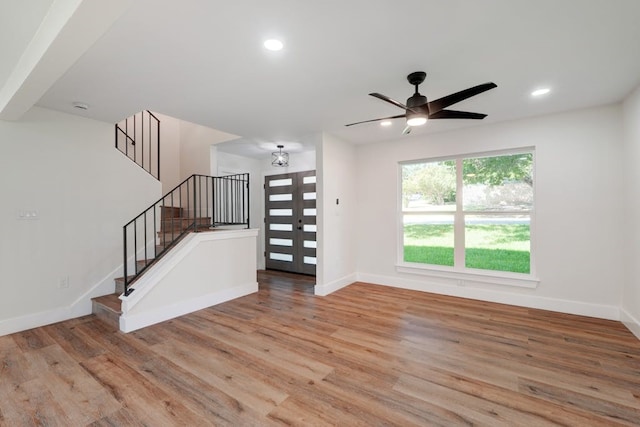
[{"x1": 59, "y1": 276, "x2": 69, "y2": 289}]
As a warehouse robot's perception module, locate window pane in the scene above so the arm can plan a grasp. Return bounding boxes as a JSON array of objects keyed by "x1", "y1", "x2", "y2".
[
  {"x1": 270, "y1": 223, "x2": 293, "y2": 231},
  {"x1": 463, "y1": 153, "x2": 533, "y2": 211},
  {"x1": 269, "y1": 209, "x2": 292, "y2": 216},
  {"x1": 402, "y1": 161, "x2": 456, "y2": 212},
  {"x1": 464, "y1": 215, "x2": 530, "y2": 273},
  {"x1": 403, "y1": 215, "x2": 454, "y2": 266},
  {"x1": 269, "y1": 193, "x2": 292, "y2": 201},
  {"x1": 269, "y1": 178, "x2": 292, "y2": 187},
  {"x1": 270, "y1": 238, "x2": 293, "y2": 247},
  {"x1": 270, "y1": 252, "x2": 293, "y2": 262}
]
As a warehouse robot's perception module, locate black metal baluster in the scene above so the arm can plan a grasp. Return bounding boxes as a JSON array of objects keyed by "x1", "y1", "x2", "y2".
[
  {"x1": 133, "y1": 220, "x2": 138, "y2": 274},
  {"x1": 125, "y1": 118, "x2": 128, "y2": 157},
  {"x1": 141, "y1": 111, "x2": 145, "y2": 173},
  {"x1": 192, "y1": 176, "x2": 197, "y2": 231},
  {"x1": 245, "y1": 173, "x2": 251, "y2": 228},
  {"x1": 153, "y1": 204, "x2": 157, "y2": 258},
  {"x1": 172, "y1": 191, "x2": 176, "y2": 243},
  {"x1": 123, "y1": 226, "x2": 128, "y2": 294}
]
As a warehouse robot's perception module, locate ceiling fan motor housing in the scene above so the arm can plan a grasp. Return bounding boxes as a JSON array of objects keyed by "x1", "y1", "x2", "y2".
[{"x1": 407, "y1": 94, "x2": 428, "y2": 111}]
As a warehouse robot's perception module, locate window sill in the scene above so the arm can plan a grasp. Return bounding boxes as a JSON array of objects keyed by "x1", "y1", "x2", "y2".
[{"x1": 396, "y1": 263, "x2": 540, "y2": 289}]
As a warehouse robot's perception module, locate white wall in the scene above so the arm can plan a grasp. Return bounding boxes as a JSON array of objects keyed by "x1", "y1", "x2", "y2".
[
  {"x1": 355, "y1": 104, "x2": 624, "y2": 319},
  {"x1": 315, "y1": 133, "x2": 358, "y2": 295},
  {"x1": 622, "y1": 85, "x2": 640, "y2": 337},
  {"x1": 180, "y1": 119, "x2": 238, "y2": 179},
  {"x1": 0, "y1": 107, "x2": 161, "y2": 335},
  {"x1": 148, "y1": 112, "x2": 239, "y2": 193},
  {"x1": 153, "y1": 111, "x2": 182, "y2": 194}
]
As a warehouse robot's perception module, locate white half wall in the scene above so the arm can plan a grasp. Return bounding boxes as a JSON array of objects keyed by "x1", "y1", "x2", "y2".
[
  {"x1": 0, "y1": 106, "x2": 161, "y2": 336},
  {"x1": 120, "y1": 229, "x2": 258, "y2": 332},
  {"x1": 354, "y1": 104, "x2": 624, "y2": 320},
  {"x1": 622, "y1": 84, "x2": 640, "y2": 338}
]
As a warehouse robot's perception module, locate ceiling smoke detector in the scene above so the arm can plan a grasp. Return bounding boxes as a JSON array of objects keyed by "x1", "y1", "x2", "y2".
[{"x1": 72, "y1": 102, "x2": 89, "y2": 110}]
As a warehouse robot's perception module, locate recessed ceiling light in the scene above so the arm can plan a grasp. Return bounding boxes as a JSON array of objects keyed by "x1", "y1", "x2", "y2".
[
  {"x1": 264, "y1": 39, "x2": 284, "y2": 51},
  {"x1": 531, "y1": 88, "x2": 551, "y2": 97},
  {"x1": 380, "y1": 120, "x2": 392, "y2": 127}
]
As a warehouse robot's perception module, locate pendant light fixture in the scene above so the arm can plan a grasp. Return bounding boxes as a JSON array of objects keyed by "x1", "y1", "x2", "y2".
[{"x1": 272, "y1": 144, "x2": 289, "y2": 167}]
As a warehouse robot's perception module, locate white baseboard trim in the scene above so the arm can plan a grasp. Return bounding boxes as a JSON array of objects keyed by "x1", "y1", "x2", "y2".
[
  {"x1": 356, "y1": 273, "x2": 620, "y2": 321},
  {"x1": 315, "y1": 273, "x2": 357, "y2": 296},
  {"x1": 120, "y1": 281, "x2": 258, "y2": 333},
  {"x1": 620, "y1": 308, "x2": 640, "y2": 340},
  {"x1": 0, "y1": 264, "x2": 120, "y2": 337}
]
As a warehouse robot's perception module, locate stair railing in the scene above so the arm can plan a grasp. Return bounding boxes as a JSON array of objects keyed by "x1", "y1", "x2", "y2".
[
  {"x1": 122, "y1": 173, "x2": 250, "y2": 296},
  {"x1": 115, "y1": 110, "x2": 160, "y2": 180}
]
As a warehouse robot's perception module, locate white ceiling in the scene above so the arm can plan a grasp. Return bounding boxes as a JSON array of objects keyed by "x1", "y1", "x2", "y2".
[
  {"x1": 0, "y1": 0, "x2": 53, "y2": 86},
  {"x1": 3, "y1": 0, "x2": 640, "y2": 157}
]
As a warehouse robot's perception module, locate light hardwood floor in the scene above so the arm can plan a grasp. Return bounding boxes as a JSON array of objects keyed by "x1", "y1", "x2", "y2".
[{"x1": 1, "y1": 270, "x2": 639, "y2": 426}]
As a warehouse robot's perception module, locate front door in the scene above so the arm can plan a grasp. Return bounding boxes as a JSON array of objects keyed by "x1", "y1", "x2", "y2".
[{"x1": 264, "y1": 170, "x2": 316, "y2": 275}]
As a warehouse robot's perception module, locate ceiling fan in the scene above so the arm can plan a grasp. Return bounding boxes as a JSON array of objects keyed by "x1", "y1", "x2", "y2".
[{"x1": 346, "y1": 71, "x2": 497, "y2": 134}]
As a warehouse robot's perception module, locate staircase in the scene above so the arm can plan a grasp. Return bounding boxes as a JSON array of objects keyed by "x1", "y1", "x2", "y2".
[
  {"x1": 91, "y1": 205, "x2": 204, "y2": 329},
  {"x1": 93, "y1": 112, "x2": 250, "y2": 331},
  {"x1": 91, "y1": 173, "x2": 250, "y2": 330}
]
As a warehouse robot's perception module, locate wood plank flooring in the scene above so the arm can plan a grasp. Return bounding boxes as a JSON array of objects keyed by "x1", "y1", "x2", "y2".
[{"x1": 1, "y1": 270, "x2": 640, "y2": 426}]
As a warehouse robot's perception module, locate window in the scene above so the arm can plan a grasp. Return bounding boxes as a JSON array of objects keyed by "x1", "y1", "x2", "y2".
[{"x1": 401, "y1": 149, "x2": 534, "y2": 276}]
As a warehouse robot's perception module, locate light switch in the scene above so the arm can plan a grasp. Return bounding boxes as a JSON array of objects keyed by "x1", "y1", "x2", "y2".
[{"x1": 18, "y1": 210, "x2": 39, "y2": 220}]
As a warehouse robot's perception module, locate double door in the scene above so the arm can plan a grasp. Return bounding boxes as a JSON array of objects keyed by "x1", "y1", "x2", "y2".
[{"x1": 265, "y1": 170, "x2": 316, "y2": 275}]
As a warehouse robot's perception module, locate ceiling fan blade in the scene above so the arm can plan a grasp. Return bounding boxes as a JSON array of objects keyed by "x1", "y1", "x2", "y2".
[
  {"x1": 369, "y1": 93, "x2": 409, "y2": 111},
  {"x1": 428, "y1": 82, "x2": 497, "y2": 113},
  {"x1": 429, "y1": 110, "x2": 488, "y2": 120},
  {"x1": 345, "y1": 114, "x2": 406, "y2": 127}
]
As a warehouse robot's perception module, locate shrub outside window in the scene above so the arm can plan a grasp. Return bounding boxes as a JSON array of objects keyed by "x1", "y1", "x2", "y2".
[{"x1": 401, "y1": 150, "x2": 533, "y2": 275}]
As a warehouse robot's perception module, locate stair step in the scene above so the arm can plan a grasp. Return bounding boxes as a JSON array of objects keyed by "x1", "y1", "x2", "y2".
[
  {"x1": 160, "y1": 217, "x2": 211, "y2": 232},
  {"x1": 114, "y1": 275, "x2": 136, "y2": 294},
  {"x1": 92, "y1": 293, "x2": 121, "y2": 329},
  {"x1": 160, "y1": 205, "x2": 183, "y2": 219},
  {"x1": 135, "y1": 258, "x2": 155, "y2": 270}
]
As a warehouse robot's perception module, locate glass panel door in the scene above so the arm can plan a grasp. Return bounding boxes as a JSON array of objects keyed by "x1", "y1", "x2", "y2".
[{"x1": 264, "y1": 170, "x2": 316, "y2": 275}]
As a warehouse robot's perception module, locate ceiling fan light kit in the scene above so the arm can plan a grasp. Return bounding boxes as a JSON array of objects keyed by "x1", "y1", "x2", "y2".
[
  {"x1": 346, "y1": 71, "x2": 497, "y2": 132},
  {"x1": 406, "y1": 111, "x2": 427, "y2": 127}
]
